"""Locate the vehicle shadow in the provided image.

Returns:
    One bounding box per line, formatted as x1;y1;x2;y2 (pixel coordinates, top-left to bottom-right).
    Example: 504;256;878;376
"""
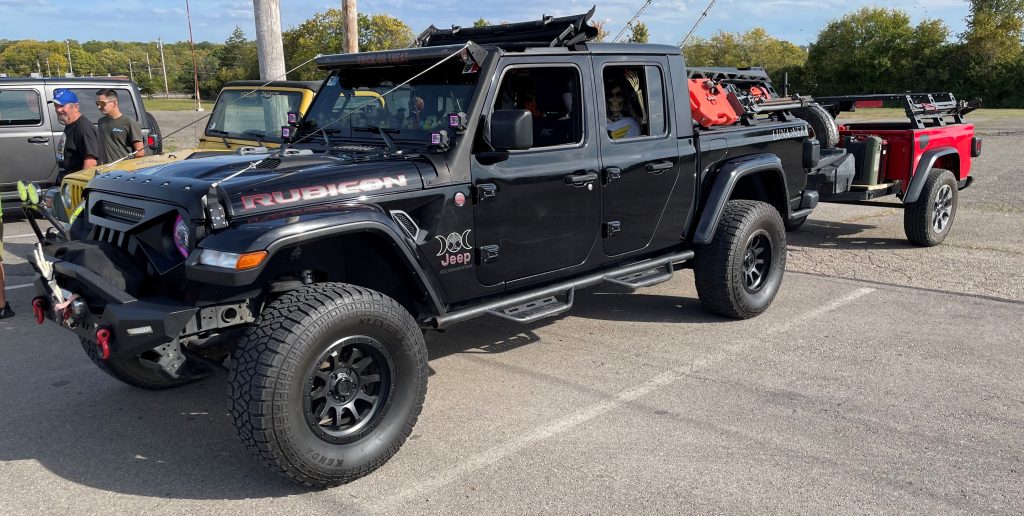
0;283;723;499
786;219;918;251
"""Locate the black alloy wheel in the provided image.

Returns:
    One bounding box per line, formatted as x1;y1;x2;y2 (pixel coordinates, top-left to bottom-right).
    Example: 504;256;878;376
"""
303;336;394;444
742;231;773;293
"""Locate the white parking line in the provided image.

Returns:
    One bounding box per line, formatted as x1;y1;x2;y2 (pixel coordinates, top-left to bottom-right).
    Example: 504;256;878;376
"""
7;283;35;290
768;287;876;335
380;369;685;511
3;233;38;240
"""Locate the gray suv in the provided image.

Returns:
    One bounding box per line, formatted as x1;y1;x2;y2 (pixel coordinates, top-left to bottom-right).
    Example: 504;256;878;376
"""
0;77;161;205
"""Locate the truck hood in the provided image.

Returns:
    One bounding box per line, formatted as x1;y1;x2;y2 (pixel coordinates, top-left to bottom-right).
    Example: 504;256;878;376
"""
86;152;427;219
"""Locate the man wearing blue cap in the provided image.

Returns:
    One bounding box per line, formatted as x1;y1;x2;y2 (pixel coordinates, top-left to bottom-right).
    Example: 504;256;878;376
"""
50;88;99;182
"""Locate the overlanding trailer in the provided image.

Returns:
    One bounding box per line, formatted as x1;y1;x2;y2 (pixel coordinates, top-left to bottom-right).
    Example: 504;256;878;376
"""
809;93;982;246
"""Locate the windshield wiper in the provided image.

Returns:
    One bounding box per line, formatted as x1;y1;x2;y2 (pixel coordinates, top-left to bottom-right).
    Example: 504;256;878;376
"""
354;126;401;155
207;128;231;149
242;129;265;146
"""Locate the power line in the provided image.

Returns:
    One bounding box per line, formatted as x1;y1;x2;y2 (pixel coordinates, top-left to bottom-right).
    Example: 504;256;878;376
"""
613;0;653;43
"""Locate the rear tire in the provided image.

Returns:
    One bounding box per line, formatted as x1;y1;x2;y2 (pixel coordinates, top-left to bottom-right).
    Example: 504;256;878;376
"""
793;103;839;148
230;283;428;487
145;112;163;155
904;168;957;246
695;200;787;319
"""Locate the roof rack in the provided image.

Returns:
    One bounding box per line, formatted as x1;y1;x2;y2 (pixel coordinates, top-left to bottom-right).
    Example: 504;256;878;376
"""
416;7;598;50
814;93;983;129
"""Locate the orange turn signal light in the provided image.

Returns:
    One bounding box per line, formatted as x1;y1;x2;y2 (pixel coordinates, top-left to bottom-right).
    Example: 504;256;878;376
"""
236;251;268;270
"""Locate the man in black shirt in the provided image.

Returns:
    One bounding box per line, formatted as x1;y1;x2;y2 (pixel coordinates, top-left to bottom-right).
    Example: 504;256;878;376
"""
50;88;99;182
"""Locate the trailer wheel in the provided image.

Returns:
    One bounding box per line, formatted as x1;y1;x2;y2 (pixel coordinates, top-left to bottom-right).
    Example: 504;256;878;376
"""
904;168;958;246
793;104;839;148
695;200;786;319
79;338;206;390
230;283;427;487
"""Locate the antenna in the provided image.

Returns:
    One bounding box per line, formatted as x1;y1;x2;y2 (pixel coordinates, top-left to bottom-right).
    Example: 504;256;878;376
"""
679;0;719;48
612;0;652;43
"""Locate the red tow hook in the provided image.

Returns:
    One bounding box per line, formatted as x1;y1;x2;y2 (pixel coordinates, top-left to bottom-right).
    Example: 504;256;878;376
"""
31;297;47;325
95;328;112;360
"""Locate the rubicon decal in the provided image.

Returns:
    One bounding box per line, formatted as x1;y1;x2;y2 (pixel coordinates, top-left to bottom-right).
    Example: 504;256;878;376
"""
240;175;409;210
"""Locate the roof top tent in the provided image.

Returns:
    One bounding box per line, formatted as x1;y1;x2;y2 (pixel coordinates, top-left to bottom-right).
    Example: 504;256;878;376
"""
416;7;599;49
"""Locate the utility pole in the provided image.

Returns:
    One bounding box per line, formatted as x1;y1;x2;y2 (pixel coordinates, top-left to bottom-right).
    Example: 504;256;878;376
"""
66;39;74;76
185;0;203;111
158;38;169;95
128;59;135;81
343;0;358;53
46;58;51;77
252;0;287;80
146;52;153;79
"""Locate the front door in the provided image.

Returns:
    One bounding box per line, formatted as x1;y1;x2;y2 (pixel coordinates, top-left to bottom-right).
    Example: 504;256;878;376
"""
594;57;685;256
0;86;58;184
471;58;600;286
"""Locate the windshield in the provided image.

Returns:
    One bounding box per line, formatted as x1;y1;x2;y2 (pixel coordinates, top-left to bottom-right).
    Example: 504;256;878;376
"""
205;89;305;143
301;60;479;143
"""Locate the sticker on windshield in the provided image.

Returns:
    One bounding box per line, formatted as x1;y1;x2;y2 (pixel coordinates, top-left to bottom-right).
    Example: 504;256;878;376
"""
327;76;339;87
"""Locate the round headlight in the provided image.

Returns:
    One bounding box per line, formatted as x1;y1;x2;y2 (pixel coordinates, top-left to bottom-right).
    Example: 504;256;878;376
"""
60;183;73;208
173;214;190;257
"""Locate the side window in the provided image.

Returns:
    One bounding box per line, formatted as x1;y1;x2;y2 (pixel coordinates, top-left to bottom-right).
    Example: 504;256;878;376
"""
0;89;43;126
494;66;583;148
603;65;667;140
71;88;138;122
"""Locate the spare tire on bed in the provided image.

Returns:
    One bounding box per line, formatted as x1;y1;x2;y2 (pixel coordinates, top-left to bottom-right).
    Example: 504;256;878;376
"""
793;103;839;148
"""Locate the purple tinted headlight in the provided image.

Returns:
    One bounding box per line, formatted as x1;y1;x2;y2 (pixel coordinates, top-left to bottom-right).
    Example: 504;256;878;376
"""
173;214;190;257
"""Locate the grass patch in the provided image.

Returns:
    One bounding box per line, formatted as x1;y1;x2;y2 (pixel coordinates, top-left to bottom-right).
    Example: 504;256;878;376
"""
142;98;214;111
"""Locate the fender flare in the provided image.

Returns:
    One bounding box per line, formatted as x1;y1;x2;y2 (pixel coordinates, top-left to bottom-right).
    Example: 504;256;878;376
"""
692;154;787;244
904;147;959;204
186;210;446;315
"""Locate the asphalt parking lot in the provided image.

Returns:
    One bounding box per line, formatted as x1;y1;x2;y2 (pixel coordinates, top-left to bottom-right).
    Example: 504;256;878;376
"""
0;114;1021;514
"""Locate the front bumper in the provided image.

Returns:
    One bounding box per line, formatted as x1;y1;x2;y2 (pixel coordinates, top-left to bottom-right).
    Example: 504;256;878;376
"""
32;255;197;359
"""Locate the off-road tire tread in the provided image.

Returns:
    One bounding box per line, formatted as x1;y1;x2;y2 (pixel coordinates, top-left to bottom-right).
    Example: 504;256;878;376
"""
145;112;163;155
229;283;427;488
694;200;786;319
904;168;957;247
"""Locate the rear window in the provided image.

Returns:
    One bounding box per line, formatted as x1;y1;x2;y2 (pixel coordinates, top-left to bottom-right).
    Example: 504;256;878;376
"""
205;89;305;143
0;89;43;126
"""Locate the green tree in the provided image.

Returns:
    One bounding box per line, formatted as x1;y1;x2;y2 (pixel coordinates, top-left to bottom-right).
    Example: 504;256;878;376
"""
627;22;649;43
359;13;415;51
283;8;345;80
592;19;610;42
473;18;490;28
804;8;932;94
682;28;806;77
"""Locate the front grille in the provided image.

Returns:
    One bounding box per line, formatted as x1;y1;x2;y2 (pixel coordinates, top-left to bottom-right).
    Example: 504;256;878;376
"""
94;226;128;248
96;201;144;223
69;183;84;208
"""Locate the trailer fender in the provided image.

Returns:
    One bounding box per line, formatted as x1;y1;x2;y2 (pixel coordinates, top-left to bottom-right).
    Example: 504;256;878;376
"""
693;154;787;244
904;147;959;204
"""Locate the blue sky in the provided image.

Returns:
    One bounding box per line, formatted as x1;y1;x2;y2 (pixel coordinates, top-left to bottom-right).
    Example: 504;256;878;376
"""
1;0;972;46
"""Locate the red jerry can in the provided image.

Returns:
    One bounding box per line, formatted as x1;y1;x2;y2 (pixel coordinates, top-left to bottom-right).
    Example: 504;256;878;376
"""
688;79;739;128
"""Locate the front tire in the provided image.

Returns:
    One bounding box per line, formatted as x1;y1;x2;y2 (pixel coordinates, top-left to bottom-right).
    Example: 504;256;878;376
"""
904;168;958;247
695;200;787;319
230;283;428;487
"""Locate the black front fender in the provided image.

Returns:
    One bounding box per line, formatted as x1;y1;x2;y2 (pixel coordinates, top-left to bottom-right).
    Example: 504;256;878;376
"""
692;154;787;244
185;208;446;314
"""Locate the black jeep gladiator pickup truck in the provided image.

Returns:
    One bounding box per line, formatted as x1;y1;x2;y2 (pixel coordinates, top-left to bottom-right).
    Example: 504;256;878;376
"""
24;12;820;486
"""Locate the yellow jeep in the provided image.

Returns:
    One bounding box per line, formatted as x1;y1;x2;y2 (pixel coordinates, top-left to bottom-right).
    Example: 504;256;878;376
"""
57;80;321;216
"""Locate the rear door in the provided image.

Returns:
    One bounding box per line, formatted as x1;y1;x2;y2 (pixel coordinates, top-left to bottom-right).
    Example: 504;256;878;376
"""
471;57;601;286
594;57;688;256
0;85;58;184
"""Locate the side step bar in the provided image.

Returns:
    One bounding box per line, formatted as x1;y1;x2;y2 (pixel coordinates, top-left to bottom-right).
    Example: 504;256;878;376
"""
431;250;694;328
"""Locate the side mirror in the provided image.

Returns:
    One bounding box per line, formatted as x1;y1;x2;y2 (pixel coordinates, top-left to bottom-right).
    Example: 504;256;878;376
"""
489;109;533;151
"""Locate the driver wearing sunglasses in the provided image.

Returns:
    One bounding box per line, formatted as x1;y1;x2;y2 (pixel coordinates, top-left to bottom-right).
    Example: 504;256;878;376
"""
96;88;145;163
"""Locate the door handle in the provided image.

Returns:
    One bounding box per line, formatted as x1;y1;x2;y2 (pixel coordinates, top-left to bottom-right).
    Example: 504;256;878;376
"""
646;161;673;174
564;171;599;185
28;136;50;144
604;167;622;184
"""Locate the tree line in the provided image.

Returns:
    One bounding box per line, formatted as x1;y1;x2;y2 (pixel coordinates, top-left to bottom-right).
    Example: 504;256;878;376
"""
2;2;1021;106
